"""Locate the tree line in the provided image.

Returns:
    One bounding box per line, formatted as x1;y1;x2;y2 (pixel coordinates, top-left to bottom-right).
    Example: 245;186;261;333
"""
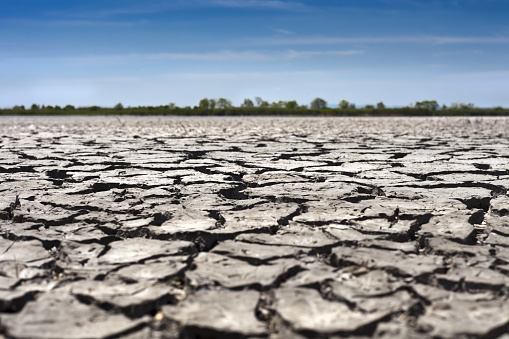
4;98;492;111
196;97;376;110
2;98;507;116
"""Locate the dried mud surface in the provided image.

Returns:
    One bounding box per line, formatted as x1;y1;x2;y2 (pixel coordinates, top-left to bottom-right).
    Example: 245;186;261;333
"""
1;116;509;339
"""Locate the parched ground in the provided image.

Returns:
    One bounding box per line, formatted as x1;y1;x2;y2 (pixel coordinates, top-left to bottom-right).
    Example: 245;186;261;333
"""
1;116;509;339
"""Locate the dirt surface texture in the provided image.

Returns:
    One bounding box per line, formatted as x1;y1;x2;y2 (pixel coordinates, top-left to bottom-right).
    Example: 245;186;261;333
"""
1;116;509;339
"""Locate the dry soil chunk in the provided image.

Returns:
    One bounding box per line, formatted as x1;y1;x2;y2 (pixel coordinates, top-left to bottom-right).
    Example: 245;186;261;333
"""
486;216;509;236
423;237;493;257
274;287;389;334
418;299;509;338
236;226;338;250
211;239;306;263
186;252;300;290
436;266;509;291
419;212;476;243
149;207;218;236
162;289;267;338
490;195;509;216
331;246;445;277
1;291;147;339
59;240;105;265
99;238;195;265
328;270;404;302
0;239;51;265
70;280;180;317
113;257;189;283
282;259;344;288
221;202;301;229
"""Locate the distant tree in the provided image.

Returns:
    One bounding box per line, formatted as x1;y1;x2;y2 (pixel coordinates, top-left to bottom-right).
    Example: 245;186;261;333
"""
209;99;216;110
442;104;447;110
415;100;439;110
376;102;386;109
349;103;356;109
338;99;350;109
270;101;286;108
365;104;375;109
451;102;476;109
46;105;54;110
64;105;75;111
285;100;298;109
168;102;176;109
217;98;232;109
241;98;254;107
199;98;210;109
54;105;61;110
253;97;268;108
495;106;503;110
31;104;39;110
311;98;327;109
89;106;100;111
13;105;25;110
114;103;124;110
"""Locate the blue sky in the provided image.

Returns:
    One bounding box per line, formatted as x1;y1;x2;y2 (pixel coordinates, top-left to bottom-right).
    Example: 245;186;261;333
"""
1;0;509;108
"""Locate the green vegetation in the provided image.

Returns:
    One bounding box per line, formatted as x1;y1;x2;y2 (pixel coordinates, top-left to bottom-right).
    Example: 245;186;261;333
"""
310;98;327;109
415;100;439;110
2;99;509;116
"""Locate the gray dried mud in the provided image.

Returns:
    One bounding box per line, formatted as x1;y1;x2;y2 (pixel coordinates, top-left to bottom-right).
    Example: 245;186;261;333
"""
1;116;509;338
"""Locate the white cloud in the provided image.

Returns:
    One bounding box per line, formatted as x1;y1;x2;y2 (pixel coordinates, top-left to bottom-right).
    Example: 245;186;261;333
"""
46;2;180;19
148;49;363;61
446;70;509;78
49;20;144;27
145;50;271;61
44;0;308;19
286;49;364;58
244;35;509;46
212;0;307;10
275;29;294;35
165;70;327;80
1;18;145;27
55;49;364;65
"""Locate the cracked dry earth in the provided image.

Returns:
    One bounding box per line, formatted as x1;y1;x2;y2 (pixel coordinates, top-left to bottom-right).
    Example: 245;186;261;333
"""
1;116;509;339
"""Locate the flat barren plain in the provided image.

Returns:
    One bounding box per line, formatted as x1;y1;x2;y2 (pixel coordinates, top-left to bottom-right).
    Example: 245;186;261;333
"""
1;116;509;339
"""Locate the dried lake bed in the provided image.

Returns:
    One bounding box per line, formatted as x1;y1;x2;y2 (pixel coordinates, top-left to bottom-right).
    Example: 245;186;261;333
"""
1;116;509;338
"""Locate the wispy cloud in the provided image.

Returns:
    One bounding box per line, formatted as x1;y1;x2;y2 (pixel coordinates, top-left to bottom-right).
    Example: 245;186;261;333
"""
244;35;509;46
165;70;327;80
46;2;180;19
275;28;294;35
45;0;307;19
148;49;363;61
211;0;308;10
287;49;364;58
146;50;271;61
446;70;509;79
59;49;364;64
1;18;144;27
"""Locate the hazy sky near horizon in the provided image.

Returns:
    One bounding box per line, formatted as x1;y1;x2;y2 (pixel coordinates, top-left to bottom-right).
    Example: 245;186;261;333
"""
1;0;509;108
